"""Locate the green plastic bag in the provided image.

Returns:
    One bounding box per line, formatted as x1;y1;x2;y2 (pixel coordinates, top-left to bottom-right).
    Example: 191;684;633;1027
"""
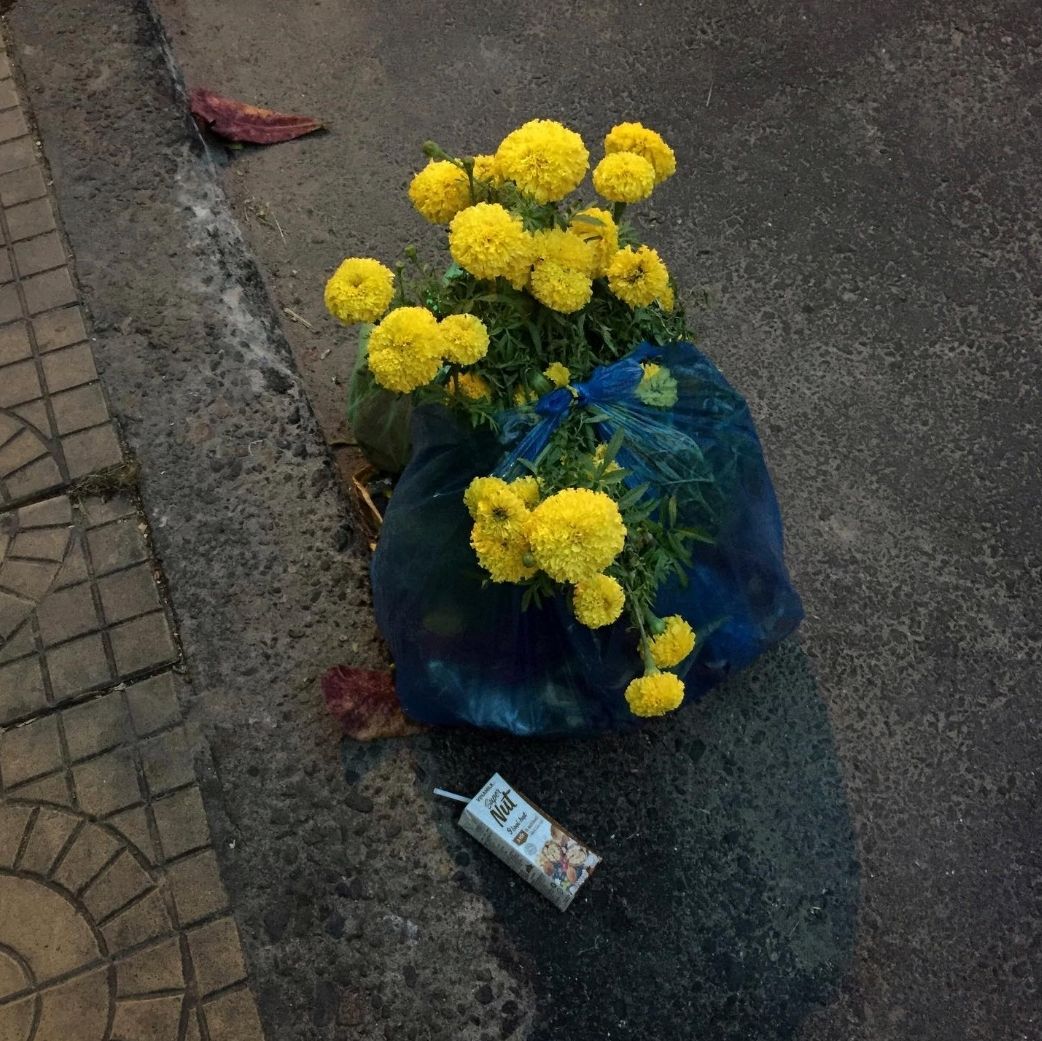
346;328;413;474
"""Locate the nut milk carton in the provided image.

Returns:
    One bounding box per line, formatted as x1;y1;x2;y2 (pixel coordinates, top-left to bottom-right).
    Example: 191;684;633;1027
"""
458;773;601;911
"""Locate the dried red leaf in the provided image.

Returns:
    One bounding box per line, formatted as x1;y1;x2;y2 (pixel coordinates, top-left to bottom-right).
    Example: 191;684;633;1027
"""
322;665;425;741
189;87;323;145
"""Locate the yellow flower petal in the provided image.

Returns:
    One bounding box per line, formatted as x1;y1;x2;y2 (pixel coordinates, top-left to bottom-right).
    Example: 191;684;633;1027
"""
572;574;625;628
525;488;626;583
324;257;395;324
408;160;472;224
592;152;655;203
648;616;696;668
495;119;589;203
624;672;685;717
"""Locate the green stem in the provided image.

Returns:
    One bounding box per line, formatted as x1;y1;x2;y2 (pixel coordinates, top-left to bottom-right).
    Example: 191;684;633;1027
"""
461;156;477;203
626;589;656;674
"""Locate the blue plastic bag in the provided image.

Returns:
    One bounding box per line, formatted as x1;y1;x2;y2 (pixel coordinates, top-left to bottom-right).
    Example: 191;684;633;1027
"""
371;342;803;735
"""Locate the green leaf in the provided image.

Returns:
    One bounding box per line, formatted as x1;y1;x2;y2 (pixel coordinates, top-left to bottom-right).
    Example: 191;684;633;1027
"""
617;483;650;511
604;427;625;461
570;212;606;228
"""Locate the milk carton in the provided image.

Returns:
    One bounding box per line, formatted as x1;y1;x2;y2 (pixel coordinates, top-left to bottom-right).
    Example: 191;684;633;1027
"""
455;774;601;911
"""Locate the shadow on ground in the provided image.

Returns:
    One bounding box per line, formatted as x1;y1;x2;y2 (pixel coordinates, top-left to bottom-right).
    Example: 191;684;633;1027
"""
344;641;859;1041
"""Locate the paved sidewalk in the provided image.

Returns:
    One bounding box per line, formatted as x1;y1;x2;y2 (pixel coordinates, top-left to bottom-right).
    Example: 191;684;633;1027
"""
0;30;265;1041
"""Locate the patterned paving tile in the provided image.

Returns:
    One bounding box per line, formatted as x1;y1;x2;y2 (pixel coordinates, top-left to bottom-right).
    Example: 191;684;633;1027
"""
0;676;262;1041
0;493;178;725
0;318;124;508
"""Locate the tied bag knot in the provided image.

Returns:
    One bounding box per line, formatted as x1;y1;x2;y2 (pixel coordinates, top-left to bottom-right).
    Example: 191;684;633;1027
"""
494;344;659;479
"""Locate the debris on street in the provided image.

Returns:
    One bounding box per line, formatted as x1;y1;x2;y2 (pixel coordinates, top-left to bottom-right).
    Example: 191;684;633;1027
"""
189;87;323;144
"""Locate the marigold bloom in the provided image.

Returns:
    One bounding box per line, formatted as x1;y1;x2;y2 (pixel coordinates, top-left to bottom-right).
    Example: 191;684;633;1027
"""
525;488;626;583
449;203;530;281
572;573;625;628
544;362;571;388
604;122;676;184
531;228;596;278
464;476;510;519
648;615;696;668
465;477;536;582
495;119;589;203
324;257;395;324
625;671;685;716
439;313;490;365
606;245;670;308
592;152;656;203
464;477;529;531
529;261;592;313
408;160;472;224
471;520;538;583
450;372;491;400
471;154;502;185
503;234;536;290
367;306;442;393
568;207;619;278
510;475;541;508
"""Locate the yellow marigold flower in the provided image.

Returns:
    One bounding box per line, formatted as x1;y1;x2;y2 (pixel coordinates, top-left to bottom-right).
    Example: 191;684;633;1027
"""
531;228;595;278
640;362;661;381
510;475;541;508
592;152;656;203
471;154;501;185
568;207;618;278
625;672;685;717
495;119;589;203
471;519;537;583
511;475;541;508
525;488;626;583
464;476;509;519
503;232;536;290
544;362;571;388
513;385;537;406
604;122;677;184
408;160;472;224
606;245;670;308
449;203;530;281
324;257;395;325
529;261;592;313
658;283;675;311
648;615;696;668
572;574;625;628
439;313;490;365
449;372;491;400
465;478;536;582
465;478;529;531
367;306;442;393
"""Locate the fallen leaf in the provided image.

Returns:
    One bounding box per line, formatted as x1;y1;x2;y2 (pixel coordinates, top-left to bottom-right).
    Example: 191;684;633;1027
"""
322;665;426;741
190;87;323;144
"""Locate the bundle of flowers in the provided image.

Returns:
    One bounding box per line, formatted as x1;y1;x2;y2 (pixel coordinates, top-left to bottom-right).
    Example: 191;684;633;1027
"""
325;119;802;735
